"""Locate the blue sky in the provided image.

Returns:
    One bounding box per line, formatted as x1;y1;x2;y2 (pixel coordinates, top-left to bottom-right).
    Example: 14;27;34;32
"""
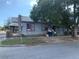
0;0;37;26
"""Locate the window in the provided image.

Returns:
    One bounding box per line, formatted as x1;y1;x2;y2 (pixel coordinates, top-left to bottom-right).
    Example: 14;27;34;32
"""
27;24;31;29
26;23;35;31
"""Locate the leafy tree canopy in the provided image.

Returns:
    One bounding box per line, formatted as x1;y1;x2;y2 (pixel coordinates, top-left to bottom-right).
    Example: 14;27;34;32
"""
30;0;79;28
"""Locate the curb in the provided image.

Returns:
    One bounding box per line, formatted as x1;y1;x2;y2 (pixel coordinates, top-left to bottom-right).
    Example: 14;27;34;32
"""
0;44;26;47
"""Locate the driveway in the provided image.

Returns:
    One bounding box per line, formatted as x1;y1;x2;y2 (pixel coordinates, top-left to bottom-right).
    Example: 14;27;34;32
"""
0;43;79;59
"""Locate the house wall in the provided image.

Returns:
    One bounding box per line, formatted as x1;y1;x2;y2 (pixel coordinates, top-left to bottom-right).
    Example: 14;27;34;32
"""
21;22;45;36
56;27;65;36
21;22;65;36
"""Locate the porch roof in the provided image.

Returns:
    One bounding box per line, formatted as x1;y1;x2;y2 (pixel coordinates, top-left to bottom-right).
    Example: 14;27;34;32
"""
9;23;19;26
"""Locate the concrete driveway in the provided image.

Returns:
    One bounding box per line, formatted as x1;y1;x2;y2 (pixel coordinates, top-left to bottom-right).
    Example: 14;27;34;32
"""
0;43;79;59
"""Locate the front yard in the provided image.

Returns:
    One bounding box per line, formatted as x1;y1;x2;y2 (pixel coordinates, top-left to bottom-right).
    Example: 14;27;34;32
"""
1;36;79;46
1;37;46;45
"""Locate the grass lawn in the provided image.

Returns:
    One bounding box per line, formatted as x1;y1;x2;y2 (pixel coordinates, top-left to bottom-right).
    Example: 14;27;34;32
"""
1;38;46;45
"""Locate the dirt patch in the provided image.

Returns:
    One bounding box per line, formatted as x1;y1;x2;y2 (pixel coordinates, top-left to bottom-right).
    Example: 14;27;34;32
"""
36;36;79;44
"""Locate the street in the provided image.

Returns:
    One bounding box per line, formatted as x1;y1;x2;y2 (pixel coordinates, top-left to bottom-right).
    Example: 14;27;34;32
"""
0;43;79;59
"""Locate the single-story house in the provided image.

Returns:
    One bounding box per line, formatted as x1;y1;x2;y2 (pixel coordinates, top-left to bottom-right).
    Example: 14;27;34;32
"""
8;15;46;36
8;15;69;37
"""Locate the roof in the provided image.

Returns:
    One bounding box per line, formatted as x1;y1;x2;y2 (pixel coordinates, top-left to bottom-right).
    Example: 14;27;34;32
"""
9;23;19;26
8;16;34;26
9;16;34;23
21;16;33;22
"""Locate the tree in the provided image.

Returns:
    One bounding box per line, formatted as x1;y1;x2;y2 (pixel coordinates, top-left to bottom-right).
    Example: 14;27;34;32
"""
30;0;79;37
65;0;79;37
31;0;68;26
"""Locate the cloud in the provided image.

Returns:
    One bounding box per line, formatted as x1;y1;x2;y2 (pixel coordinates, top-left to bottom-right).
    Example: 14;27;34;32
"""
6;1;11;5
30;0;37;7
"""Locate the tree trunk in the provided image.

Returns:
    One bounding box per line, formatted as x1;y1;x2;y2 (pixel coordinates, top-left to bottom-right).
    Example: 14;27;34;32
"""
72;1;77;38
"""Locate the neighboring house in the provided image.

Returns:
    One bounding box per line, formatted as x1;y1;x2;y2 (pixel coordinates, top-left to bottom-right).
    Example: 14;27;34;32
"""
8;15;45;36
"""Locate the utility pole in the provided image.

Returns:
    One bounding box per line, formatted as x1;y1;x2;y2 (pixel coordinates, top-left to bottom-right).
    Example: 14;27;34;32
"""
18;15;22;41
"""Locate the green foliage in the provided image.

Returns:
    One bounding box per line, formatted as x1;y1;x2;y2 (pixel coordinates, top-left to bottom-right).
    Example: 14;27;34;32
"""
30;0;79;28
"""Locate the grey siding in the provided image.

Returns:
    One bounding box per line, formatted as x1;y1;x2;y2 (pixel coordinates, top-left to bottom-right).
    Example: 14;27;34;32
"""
56;28;65;36
21;23;45;36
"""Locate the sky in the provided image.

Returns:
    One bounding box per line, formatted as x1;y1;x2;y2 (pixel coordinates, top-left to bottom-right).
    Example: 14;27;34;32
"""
0;0;37;26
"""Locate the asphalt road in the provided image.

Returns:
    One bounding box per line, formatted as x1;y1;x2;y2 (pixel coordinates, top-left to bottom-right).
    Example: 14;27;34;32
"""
0;43;79;59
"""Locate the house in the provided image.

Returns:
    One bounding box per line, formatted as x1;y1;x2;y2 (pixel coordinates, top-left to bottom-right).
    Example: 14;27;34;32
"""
8;15;45;36
8;15;68;37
